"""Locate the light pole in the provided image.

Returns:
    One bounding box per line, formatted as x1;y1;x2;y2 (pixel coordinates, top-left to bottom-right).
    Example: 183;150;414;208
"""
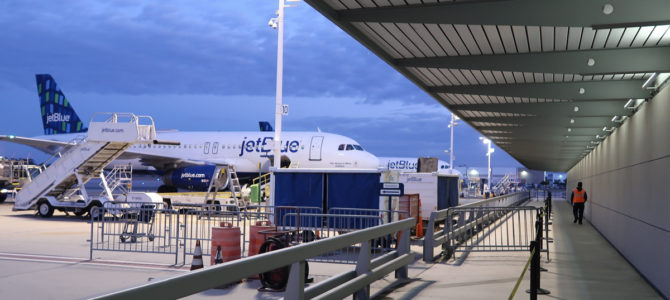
480;137;494;192
269;0;300;170
448;113;459;170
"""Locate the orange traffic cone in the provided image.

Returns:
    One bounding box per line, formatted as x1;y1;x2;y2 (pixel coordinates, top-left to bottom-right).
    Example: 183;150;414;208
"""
190;240;204;271
416;216;424;238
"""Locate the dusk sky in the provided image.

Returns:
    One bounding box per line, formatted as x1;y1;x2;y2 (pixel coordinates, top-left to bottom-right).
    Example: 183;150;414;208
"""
0;0;522;169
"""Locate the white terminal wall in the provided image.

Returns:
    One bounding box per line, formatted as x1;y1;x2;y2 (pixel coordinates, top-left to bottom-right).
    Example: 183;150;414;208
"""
567;83;670;297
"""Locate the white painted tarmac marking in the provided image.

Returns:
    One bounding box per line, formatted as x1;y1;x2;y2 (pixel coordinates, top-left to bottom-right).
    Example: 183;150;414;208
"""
0;252;189;272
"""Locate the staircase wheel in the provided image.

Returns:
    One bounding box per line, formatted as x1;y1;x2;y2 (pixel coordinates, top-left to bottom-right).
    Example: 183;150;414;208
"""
88;203;103;220
74;208;87;217
37;201;54;218
258;237;289;290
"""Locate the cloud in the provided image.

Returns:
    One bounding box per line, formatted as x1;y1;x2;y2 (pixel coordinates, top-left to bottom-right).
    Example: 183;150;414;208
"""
0;1;522;169
0;1;433;105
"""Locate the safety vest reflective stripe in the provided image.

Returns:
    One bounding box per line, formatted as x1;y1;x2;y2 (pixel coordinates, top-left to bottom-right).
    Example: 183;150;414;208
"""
573;188;586;203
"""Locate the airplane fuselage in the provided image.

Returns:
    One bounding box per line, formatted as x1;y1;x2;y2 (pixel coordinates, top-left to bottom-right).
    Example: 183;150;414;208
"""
35;131;379;173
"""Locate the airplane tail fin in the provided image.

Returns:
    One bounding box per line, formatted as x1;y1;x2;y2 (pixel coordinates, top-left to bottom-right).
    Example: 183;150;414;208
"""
36;74;87;135
259;121;274;132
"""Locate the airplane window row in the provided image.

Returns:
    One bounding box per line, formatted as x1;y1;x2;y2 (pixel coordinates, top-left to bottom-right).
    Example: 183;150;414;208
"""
132;144;242;149
337;144;364;151
131;143;306;151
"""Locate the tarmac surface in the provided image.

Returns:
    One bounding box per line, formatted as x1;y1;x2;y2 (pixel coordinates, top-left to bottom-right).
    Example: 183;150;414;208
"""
0;196;662;299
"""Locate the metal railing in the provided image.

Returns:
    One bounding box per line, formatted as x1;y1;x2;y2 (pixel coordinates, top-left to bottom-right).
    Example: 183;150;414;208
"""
423;191;532;262
91;203;180;263
445;206;540;256
90;218;415;300
530;189;566;201
90;203;408;265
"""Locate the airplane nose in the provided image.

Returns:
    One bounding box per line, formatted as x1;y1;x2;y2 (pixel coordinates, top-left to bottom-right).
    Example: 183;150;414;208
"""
360;152;380;169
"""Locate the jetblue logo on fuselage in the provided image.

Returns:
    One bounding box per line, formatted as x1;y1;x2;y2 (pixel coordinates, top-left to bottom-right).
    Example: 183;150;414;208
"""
102;128;124;133
387;160;417;170
239;136;299;157
46;113;71;124
181;172;205;179
406;176;423;182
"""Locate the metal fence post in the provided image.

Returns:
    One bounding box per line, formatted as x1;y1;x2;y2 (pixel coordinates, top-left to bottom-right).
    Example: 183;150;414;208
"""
544;207;552;262
445;210;454;260
175;209;180;265
90;209;95;260
355;240;371;300
527;240;539;300
526;239;550;297
423;213;435;262
100;208;105;244
182;212;187;265
285;261;306;300
396;228;409;279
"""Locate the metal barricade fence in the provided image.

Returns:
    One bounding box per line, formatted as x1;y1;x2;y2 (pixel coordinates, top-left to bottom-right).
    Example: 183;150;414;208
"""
90;203;404;265
423;191;533;262
90;202;180;264
280;212;392;263
179;204;246;263
447;206;540;254
180;205;322;262
530;189;566;201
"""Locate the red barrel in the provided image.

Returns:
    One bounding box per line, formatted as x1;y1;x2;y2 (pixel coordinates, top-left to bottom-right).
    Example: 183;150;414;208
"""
211;222;241;265
248;220;276;256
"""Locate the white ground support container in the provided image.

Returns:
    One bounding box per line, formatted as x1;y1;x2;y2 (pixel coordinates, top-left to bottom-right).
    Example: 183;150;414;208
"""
398;171;461;218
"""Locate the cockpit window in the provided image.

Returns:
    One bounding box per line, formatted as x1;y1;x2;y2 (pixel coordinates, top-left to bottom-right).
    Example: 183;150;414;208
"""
338;144;345;151
353;145;363;151
346;144;354;151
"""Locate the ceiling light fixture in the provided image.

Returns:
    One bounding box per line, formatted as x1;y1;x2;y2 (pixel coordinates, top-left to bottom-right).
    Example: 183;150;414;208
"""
573;106;579;112
570;118;575;123
567;128;572;132
587;58;596;66
602;3;614;15
603;126;614;132
579;88;586;94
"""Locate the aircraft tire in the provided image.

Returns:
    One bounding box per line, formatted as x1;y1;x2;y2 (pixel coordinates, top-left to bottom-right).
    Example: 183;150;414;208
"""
0;193;7;203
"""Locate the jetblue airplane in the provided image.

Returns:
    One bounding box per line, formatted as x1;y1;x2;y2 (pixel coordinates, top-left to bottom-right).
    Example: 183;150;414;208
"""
0;74;379;191
378;157;451;173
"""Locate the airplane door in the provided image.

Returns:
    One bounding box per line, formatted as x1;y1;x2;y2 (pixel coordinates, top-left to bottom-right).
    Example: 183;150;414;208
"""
309;136;324;161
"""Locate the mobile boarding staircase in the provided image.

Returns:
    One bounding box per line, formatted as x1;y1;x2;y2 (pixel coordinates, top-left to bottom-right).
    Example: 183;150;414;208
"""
204;165;247;209
492;173;512;195
13;113;158;217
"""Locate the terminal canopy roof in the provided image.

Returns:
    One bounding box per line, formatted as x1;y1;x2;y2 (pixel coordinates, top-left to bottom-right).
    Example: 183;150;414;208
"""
306;0;670;171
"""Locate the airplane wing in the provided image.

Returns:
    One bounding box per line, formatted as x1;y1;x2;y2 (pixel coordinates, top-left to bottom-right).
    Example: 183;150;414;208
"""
121;151;256;171
1;134;258;171
0;135;70;154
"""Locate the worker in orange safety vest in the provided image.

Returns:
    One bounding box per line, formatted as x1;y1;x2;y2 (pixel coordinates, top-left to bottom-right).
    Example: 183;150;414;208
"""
570;182;588;224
